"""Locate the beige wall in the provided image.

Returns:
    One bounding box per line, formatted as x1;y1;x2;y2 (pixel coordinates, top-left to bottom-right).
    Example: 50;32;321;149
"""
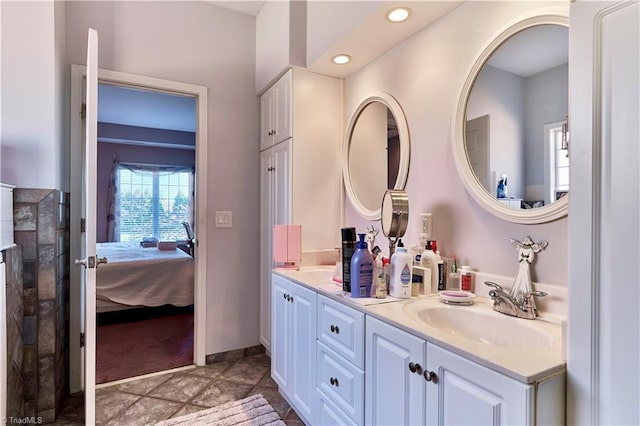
65;1;260;355
344;1;568;288
1;0;67;190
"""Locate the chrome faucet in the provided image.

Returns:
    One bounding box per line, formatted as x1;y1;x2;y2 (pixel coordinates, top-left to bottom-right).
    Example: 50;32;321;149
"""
484;281;547;320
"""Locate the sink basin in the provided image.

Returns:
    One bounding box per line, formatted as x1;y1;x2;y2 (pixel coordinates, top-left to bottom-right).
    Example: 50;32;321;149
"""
403;304;557;349
287;266;335;283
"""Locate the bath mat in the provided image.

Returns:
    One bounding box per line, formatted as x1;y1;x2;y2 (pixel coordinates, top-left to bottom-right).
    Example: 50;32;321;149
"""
156;394;285;426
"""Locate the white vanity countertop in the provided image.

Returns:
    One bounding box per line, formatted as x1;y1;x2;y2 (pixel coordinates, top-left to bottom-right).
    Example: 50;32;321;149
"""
273;265;566;384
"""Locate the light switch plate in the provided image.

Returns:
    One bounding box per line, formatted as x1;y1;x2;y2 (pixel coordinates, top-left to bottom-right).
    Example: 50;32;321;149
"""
215;211;232;228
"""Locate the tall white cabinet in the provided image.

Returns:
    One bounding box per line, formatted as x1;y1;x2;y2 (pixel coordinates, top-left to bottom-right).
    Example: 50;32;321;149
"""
259;69;343;352
271;274;317;424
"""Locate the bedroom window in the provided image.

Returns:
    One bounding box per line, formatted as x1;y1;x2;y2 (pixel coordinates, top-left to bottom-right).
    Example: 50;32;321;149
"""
549;126;570;201
117;165;193;242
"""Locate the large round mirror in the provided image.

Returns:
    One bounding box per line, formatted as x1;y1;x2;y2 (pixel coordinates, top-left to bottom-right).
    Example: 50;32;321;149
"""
343;93;410;220
453;13;569;224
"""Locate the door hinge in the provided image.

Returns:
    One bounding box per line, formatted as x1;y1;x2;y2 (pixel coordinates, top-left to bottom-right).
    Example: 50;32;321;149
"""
80;103;86;120
80;332;85;347
80;218;86;233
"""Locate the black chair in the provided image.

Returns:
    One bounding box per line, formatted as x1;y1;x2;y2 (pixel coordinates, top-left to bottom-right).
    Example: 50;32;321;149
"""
181;221;194;256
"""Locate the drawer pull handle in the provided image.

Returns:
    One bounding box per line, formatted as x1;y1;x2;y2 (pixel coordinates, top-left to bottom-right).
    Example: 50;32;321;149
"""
423;370;437;383
408;362;423;374
329;377;339;386
330;325;340;334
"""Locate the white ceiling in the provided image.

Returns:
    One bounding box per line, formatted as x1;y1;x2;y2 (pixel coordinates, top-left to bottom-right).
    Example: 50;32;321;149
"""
305;1;463;78
98;84;196;132
487;25;568;77
96;6;569;147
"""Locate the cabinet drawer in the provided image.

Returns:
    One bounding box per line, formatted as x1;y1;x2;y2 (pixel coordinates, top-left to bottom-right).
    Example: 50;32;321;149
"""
317;295;365;368
316;341;364;424
316;388;358;426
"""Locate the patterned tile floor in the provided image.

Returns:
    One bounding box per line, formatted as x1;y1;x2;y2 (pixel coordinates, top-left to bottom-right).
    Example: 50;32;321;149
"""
54;353;303;425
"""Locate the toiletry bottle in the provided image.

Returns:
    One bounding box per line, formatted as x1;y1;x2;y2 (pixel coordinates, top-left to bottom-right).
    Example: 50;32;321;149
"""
448;254;460;290
350;234;373;298
460;265;474;292
412;233;428;265
383;258;390;294
390;240;412;299
436;250;446;291
341;227;357;293
373;257;386;299
420;240;439;293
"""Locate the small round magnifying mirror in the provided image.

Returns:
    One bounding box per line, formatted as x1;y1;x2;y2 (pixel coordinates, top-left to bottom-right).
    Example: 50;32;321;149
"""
381;189;409;256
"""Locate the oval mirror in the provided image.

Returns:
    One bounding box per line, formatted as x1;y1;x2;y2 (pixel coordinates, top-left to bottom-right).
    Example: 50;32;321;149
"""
343;93;410;220
453;13;569;224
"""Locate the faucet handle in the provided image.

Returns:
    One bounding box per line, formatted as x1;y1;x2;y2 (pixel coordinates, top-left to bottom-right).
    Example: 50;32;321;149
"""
484;281;503;292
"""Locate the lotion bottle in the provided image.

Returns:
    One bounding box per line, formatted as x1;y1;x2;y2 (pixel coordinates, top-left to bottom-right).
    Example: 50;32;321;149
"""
390;240;412;299
350;234;373;298
420;240;439;293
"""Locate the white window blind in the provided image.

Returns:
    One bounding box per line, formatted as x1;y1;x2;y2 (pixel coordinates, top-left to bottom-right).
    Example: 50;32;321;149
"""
118;166;193;241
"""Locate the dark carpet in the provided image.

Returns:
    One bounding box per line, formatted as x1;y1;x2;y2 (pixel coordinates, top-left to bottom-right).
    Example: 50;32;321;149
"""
96;305;194;384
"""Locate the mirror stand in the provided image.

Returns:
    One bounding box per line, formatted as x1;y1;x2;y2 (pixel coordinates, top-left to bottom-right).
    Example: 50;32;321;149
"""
381;190;409;257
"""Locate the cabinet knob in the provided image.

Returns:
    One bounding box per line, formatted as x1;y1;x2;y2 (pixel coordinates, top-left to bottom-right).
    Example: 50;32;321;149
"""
330;325;340;334
283;293;288;300
423;370;437;383
329;377;339;386
290;296;294;303
408;362;423;374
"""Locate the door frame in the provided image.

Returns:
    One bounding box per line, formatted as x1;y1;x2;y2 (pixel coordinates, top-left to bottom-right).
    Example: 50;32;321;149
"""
69;65;208;393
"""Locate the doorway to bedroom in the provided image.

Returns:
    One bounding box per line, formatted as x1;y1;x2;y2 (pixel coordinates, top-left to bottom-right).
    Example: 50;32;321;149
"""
94;83;197;384
69;65;208;394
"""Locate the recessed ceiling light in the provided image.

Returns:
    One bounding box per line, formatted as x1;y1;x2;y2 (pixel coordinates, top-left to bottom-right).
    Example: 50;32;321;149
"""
386;7;411;23
332;54;351;65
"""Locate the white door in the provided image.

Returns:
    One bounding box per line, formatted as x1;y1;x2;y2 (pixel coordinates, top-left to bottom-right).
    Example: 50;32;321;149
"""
259;150;273;350
76;28;99;426
273;140;291;226
365;316;426;426
465;115;490;190
270;274;290;390
289;283;316;422
426;343;530;426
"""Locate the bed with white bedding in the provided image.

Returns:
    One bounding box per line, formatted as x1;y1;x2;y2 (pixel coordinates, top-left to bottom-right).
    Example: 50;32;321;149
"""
96;241;194;313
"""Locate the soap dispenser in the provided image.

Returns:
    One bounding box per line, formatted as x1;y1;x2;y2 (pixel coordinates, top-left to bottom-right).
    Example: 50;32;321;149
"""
350;233;373;298
390;240;412;299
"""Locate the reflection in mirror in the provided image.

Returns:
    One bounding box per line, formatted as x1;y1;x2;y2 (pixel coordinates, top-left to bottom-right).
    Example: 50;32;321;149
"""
465;24;569;209
348;102;396;211
344;93;409;220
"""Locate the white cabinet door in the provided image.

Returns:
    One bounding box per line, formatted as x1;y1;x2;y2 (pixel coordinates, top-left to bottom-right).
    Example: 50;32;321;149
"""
260;70;292;151
259;151;274;351
260;141;290;351
289;282;317;423
260;86;274;151
366;316;426;426
271;274;290;390
271;274;316;425
426;342;532;426
273;70;292;144
272;139;291;226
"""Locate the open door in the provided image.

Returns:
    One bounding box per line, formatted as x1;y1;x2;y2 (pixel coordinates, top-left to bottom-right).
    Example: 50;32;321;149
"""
465;115;490;190
73;28;100;425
